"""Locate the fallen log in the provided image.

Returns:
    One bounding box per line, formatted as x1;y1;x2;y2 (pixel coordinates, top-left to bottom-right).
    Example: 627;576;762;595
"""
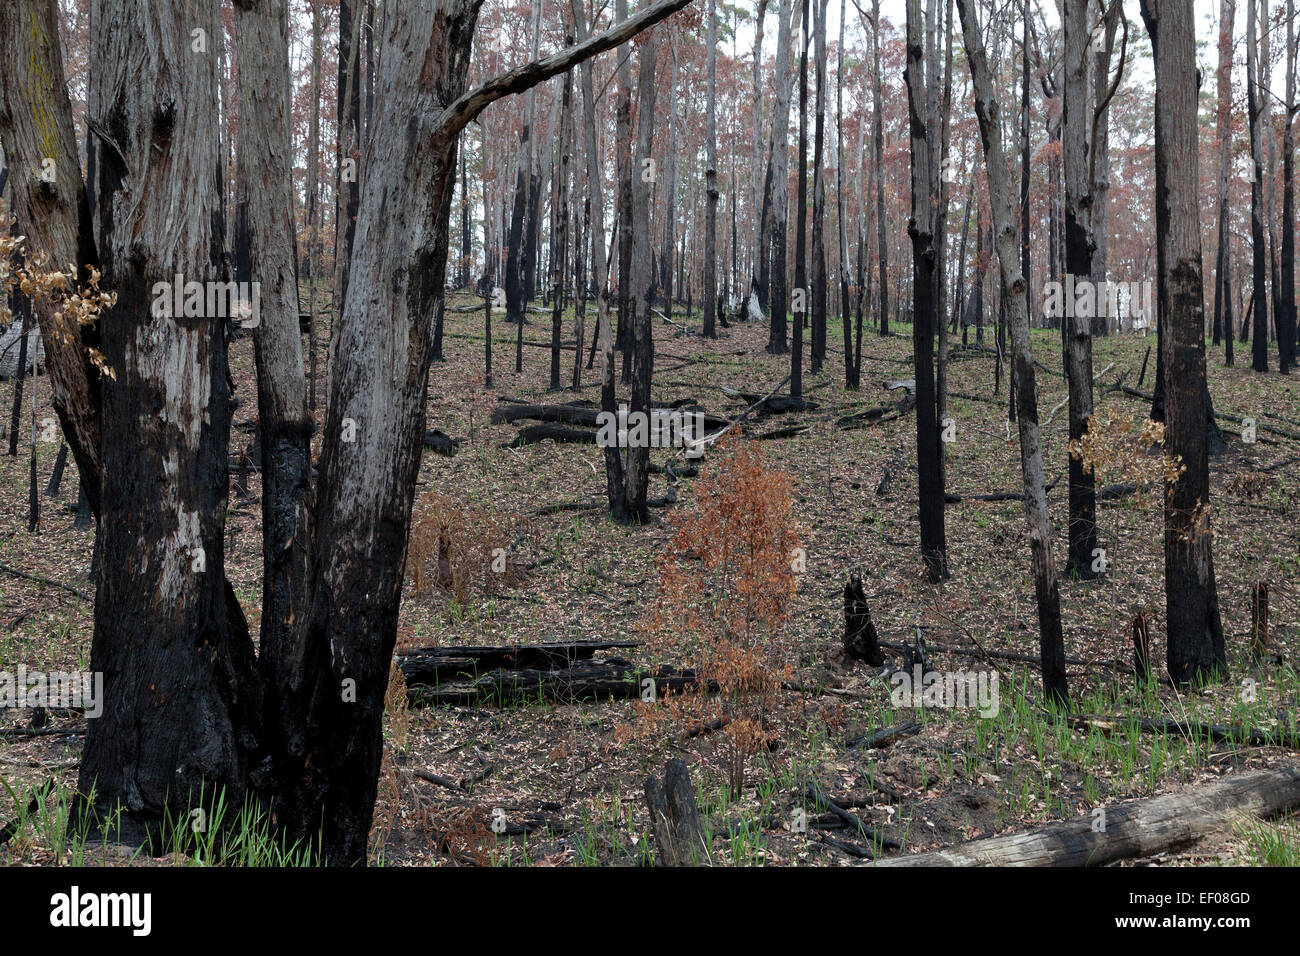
719;387;820;416
845;720;922;751
836;394;917;430
423;429;461;456
755;424;812;440
492;401;731;432
406;661;703;707
396;640;640;685
1062;714;1300;750
504;424;596;447
877;766;1300;866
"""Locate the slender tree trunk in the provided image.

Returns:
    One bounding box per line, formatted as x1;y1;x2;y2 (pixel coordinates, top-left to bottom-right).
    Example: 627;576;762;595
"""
768;0;795;355
550;45;574;391
335;0;362;306
306;0;322;408
1212;0;1235;355
1091;0;1121;336
906;0;948;582
1248;0;1270;372
957;0;1068;706
811;0;830;374
616;0;635;379
793;0;809;394
752;0;771;312
235;0;315;786
1281;0;1297;372
624;30;660;523
873;0;890;337
1063;0;1099;578
704;0;719;339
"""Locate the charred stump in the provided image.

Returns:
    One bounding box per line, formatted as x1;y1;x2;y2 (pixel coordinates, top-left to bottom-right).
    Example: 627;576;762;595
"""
644;758;710;866
842;574;884;665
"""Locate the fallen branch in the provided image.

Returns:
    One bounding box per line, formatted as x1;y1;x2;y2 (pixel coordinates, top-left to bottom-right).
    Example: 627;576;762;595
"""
877;766;1300;866
406;661;705;707
0;563;92;602
846;721;922;751
1062;714;1300;750
397;640;640;685
803;781;900;853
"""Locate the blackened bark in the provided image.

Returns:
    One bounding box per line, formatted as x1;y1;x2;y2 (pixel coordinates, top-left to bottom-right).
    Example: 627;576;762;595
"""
81;1;261;845
906;0;948;582
1141;0;1229;686
623;31;660;524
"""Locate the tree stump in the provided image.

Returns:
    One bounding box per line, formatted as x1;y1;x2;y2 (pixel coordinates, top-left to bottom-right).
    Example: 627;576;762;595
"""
644;758;710;866
843;574;884;665
1250;583;1269;663
1132;611;1151;684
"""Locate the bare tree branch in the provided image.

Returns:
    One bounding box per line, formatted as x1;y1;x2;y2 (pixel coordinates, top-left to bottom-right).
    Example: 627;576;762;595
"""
434;0;696;141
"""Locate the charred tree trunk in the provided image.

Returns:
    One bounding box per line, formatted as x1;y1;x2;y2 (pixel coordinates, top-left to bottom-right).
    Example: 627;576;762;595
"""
704;0;719;340
1141;0;1229;686
624;31;660;523
1248;0;1270;372
957;0;1069;707
80;0;260;848
235;0;315;782
872;0;890;337
1062;0;1099;579
906;0;948;582
1212;0;1235;354
768;0;795;355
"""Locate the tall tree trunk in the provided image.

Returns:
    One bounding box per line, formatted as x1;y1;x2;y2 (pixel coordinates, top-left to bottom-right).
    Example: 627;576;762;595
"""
768;0;795;355
793;0;809;395
1140;0;1229;685
80;0;260;848
752;0;771;312
837;0;855;387
235;0;315;790
306;0;323;409
1090;0;1121;337
704;0;719;339
661;39;680;313
335;0;362;306
957;0;1068;706
906;0;948;582
811;0;830;374
1212;0;1235;355
550;47;574;392
570;0;624;517
1248;0;1270;372
1063;0;1099;579
624;30;660;523
1281;0;1297;372
617;0;635;378
872;0;890;337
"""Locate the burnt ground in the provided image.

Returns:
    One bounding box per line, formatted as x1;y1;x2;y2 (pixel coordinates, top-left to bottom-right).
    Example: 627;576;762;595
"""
2;290;1298;866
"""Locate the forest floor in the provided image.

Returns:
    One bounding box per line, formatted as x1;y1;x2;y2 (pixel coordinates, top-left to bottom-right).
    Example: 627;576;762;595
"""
2;290;1299;866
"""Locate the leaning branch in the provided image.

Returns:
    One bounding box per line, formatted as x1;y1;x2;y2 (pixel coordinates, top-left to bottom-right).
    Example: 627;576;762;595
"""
434;0;696;141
